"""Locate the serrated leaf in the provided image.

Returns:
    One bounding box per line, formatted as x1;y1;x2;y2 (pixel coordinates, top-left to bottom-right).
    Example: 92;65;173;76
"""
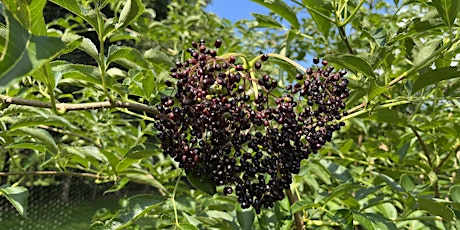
0;10;66;86
432;0;460;29
324;54;374;78
11;127;57;153
418;197;455;221
412;67;460;93
10;115;76;130
303;0;333;38
186;173;216;195
52;63;101;85
64;146;107;162
107;45;149;69
6;142;47;153
49;0;98;30
116;0;144;30
236;205;255;230
0;185;29;217
252;13;283;29
250;0;300;29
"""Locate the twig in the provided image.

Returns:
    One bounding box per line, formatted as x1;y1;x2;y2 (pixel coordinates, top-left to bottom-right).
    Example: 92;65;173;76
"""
38;125;102;147
0;94;159;115
286;188;305;230
0;170;110;180
411;127;440;198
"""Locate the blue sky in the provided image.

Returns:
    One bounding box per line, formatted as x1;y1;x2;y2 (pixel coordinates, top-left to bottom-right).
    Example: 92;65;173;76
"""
205;1;270;22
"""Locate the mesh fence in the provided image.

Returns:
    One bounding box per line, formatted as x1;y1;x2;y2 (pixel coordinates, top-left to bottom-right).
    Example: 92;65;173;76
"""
0;176;144;229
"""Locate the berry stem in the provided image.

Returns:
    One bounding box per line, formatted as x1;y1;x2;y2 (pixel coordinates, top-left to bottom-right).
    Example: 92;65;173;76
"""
264;53;307;73
172;171;182;226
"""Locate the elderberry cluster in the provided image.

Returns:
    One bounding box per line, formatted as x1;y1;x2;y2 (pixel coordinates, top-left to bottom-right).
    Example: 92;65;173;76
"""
154;39;349;213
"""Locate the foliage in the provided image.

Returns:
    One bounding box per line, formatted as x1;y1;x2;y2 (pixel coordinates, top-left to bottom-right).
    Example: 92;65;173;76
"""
0;0;460;229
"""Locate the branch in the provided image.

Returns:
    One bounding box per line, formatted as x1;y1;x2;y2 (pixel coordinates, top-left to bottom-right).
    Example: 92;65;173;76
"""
0;170;110;180
286;188;305;230
411;127;440;198
0;94;159;115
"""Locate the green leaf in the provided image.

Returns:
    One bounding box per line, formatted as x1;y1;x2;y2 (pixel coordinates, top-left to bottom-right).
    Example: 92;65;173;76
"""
176;223;199;230
186;173;216;195
116;194;165;229
400;174;416;192
250;0;300;29
375;172;404;193
144;47;174;67
413;39;441;67
0;185;29;217
324;54;374;78
353;212;375;230
123;171;167;193
352;211;397;230
431;0;460;29
418;197;455;221
252;13;284;29
365;109;408;127
291;199;318;213
11;127;58;153
303;0;333;38
52;63;102;85
319;159;354;183
412;67;460;93
10;115;77;130
64;146;108;162
116;0;145;30
77;37;99;63
397;142;411;163
107;45;149;69
0;10;66;86
236;205;255;230
331;209;353;229
49;0;98;30
450;185;460;203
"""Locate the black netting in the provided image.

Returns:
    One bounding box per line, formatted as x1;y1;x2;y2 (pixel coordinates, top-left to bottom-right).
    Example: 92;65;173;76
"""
0;176;142;229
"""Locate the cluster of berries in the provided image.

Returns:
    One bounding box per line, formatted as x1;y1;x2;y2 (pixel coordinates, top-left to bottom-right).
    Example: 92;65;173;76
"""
155;39;349;213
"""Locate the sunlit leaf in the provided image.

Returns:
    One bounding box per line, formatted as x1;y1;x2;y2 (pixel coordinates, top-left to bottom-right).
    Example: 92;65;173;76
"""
250;0;300;29
252;13;283;29
0;10;66;86
431;0;460;29
412;67;460;93
0;185;29;217
324;54;374;78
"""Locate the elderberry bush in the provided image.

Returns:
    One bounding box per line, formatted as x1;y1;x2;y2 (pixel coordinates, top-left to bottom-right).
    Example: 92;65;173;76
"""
155;39;349;213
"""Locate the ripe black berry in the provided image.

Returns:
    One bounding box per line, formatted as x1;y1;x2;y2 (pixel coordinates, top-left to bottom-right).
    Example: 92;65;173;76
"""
154;40;350;213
